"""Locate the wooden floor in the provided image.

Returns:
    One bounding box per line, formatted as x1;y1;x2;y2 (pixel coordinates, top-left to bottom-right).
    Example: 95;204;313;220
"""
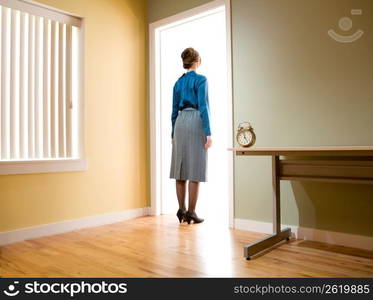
1;215;372;277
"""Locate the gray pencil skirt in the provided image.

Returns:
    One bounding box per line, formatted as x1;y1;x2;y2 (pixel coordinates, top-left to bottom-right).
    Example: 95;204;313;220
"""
169;107;208;182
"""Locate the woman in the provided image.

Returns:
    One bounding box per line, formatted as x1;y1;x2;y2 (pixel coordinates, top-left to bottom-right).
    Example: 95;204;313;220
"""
169;47;212;225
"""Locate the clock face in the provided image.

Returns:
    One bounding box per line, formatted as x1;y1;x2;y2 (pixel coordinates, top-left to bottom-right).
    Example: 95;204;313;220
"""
238;130;253;146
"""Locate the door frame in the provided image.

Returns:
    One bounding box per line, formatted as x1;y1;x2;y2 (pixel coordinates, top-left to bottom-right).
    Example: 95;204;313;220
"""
149;0;235;228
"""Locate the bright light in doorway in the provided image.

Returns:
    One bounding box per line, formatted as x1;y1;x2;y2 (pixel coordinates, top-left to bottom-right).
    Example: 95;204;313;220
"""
158;7;230;227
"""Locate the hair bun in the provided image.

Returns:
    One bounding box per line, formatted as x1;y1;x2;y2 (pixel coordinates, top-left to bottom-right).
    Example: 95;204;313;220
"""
181;47;200;69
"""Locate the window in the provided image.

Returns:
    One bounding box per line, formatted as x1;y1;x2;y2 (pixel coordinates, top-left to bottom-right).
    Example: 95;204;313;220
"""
0;0;86;174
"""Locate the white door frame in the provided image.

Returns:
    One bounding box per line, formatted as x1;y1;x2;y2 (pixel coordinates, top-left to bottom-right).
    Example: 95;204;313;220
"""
149;0;235;228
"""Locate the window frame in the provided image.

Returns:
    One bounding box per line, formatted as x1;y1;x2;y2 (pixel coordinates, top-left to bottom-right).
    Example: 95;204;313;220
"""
0;0;86;175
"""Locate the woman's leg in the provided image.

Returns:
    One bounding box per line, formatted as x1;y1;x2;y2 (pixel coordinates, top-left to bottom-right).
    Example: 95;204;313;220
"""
176;180;186;210
188;180;200;213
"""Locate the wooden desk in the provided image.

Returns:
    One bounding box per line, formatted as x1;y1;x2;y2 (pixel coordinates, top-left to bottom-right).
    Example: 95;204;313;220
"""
228;146;373;259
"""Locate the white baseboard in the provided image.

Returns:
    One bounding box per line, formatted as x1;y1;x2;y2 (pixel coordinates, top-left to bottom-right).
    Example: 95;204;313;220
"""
234;218;373;251
0;207;151;246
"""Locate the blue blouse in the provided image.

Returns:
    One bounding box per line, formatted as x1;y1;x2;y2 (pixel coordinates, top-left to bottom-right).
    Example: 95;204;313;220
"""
171;70;211;138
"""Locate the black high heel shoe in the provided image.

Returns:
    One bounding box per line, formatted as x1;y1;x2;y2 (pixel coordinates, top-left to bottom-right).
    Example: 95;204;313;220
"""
185;211;204;224
176;208;187;223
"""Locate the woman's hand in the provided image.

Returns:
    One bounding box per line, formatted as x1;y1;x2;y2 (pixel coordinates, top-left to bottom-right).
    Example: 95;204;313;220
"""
204;136;212;149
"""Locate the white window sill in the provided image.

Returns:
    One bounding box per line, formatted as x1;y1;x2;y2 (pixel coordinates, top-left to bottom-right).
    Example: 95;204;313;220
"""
0;158;88;175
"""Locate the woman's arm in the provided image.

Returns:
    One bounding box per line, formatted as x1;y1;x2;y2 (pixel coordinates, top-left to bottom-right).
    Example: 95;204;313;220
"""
197;77;211;137
171;83;179;139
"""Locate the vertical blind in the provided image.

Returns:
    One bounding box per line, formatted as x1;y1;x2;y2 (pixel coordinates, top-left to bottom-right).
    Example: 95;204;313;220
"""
0;1;81;161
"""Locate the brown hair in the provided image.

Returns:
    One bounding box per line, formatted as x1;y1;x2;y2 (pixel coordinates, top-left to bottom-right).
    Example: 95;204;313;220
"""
181;47;200;69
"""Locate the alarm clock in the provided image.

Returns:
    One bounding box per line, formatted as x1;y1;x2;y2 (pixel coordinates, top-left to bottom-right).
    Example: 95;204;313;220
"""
236;122;256;147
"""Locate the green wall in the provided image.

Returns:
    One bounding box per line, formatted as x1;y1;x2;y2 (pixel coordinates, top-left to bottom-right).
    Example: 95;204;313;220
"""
148;0;212;22
148;0;373;237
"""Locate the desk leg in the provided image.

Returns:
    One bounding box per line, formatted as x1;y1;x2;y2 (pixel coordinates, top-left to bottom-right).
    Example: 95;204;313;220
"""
244;155;291;259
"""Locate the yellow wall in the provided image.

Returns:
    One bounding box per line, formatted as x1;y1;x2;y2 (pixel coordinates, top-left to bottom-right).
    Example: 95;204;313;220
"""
0;0;149;232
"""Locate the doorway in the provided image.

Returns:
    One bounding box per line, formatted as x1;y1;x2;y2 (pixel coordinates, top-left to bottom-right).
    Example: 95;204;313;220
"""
149;0;234;227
